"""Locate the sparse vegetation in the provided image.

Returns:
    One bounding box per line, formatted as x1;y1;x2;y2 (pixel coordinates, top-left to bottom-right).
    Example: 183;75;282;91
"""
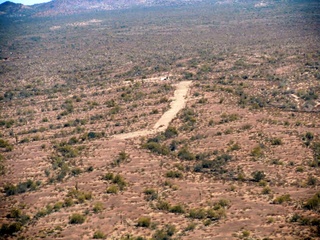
1;0;319;238
273;194;291;204
137;217;151;228
93;230;106;239
69;213;86;224
3;179;40;196
303;192;320;211
165;171;183;179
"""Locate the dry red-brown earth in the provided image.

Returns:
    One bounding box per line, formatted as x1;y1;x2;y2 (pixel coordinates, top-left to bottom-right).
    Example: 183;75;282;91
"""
0;1;319;239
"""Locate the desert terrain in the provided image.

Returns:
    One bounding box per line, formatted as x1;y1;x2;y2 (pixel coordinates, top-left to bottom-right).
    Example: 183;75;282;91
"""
0;0;320;239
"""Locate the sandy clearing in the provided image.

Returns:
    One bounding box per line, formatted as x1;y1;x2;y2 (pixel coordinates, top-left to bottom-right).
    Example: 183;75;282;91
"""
114;81;192;140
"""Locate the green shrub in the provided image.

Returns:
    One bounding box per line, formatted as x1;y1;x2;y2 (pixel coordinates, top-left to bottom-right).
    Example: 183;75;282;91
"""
69;213;85;224
56;144;79;158
270;138;282;145
113;151;129;166
112;174;127;190
273;194;291;204
229;143;241;151
219;113;239;124
103;172;114;181
87;131;105;139
216;199;230;208
0;154;4;175
71;167;82;176
67;188;92;203
137;217;151;228
251;145;264;157
195;154;232;174
0;222;22;236
184;222;196;231
93;202;104;213
0;138;13;151
106;185;119;194
164;126;178;139
180;108;197;125
152;224;176;239
170;204;185;214
35;208;48;219
143;141;169;155
144;188;158;201
295;165;304;172
189;208;207;219
262;186;271;195
93;230;106;239
206;208;226;220
53;202;64;211
177;147;195;161
156;200;171;211
86;166;94;172
3;179;39;196
7;208;30;225
303;192;320;211
307;175;317;186
242;230;250;238
251;171;266;182
165;171;183;179
311;142;320;167
64;197;74;207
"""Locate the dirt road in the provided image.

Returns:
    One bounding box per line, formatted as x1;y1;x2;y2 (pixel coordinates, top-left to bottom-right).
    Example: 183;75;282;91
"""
114;81;192;140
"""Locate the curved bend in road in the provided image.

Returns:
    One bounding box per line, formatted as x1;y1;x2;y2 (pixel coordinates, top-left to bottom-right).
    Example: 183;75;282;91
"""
114;81;192;140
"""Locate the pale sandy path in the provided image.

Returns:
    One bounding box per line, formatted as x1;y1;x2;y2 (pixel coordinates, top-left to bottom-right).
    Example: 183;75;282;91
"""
114;81;192;140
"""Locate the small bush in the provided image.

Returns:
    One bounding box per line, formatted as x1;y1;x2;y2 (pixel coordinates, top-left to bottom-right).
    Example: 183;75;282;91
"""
242;230;250;238
307;175;317;186
164;126;178;139
103;172;114;181
0;138;13;152
69;213;85;224
144;188;158;201
67;188;92;203
165;171;183;179
0;154;4;175
153;224;176;239
170;204;185;214
270;138;282;146
112;174;127;190
64;197;74;207
184;222;196;231
303;192;320;211
113;151;129;166
0;222;22;236
311;142;320;167
3;179;39;196
53;202;64;211
273;194;291;204
156;200;171;211
251;171;266;182
93;202;104;213
219;113;239;124
106;185;119;194
143;141;169;155
137;217;151;228
189;208;207;219
251;145;263;157
93;230;106;239
207;208;226;220
177;147;195;161
262;186;271;195
71;167;82;176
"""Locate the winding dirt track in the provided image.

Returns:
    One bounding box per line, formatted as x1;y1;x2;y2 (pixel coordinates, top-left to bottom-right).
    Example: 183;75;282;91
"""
114;81;192;140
